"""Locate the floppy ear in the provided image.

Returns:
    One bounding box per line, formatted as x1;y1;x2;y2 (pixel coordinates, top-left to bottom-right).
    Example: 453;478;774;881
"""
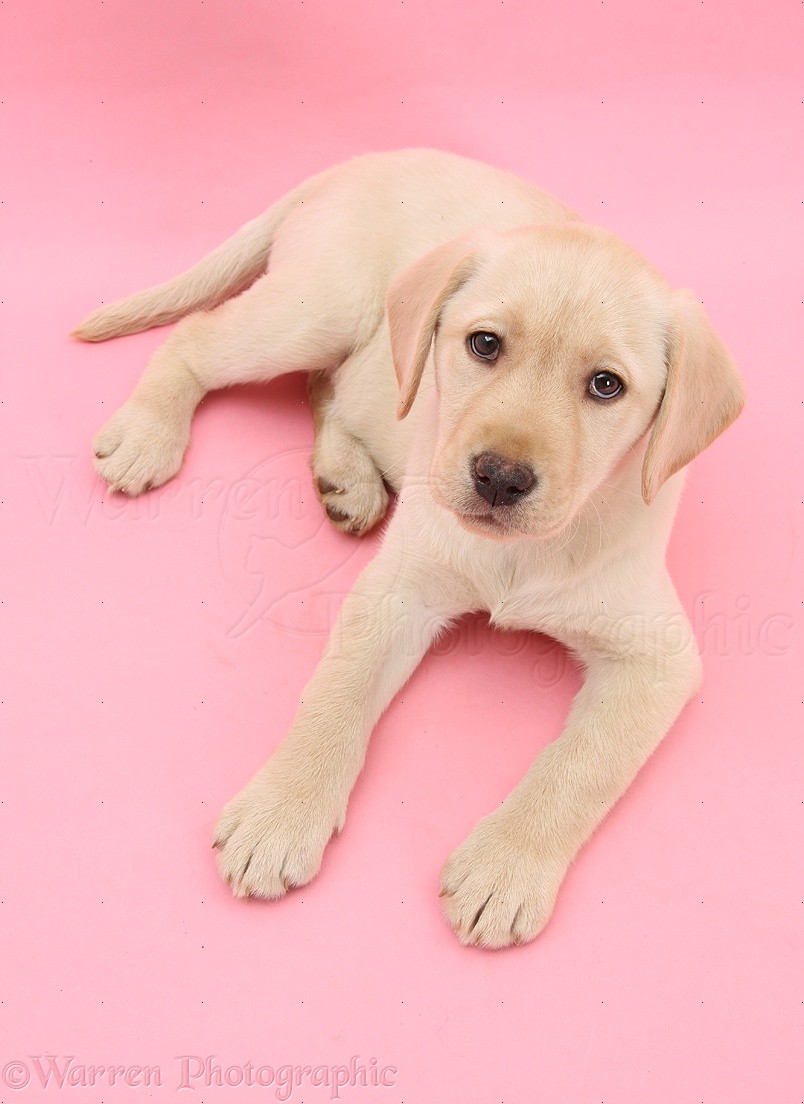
386;235;481;419
641;290;745;504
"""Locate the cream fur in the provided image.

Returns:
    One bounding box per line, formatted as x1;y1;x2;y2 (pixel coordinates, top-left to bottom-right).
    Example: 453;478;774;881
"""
74;149;744;949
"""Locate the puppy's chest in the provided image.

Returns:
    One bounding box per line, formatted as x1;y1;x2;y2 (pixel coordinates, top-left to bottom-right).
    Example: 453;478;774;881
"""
480;573;570;634
484;584;598;657
487;591;540;630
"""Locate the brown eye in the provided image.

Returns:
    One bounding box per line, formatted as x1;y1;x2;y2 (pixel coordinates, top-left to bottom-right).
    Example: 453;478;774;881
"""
468;332;501;361
588;370;624;400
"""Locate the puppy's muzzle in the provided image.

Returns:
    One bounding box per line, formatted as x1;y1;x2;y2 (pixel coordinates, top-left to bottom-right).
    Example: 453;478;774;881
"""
471;452;537;508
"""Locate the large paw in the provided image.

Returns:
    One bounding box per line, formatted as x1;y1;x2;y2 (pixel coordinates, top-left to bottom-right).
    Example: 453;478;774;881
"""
440;815;566;949
314;471;389;537
93;400;189;495
213;766;345;899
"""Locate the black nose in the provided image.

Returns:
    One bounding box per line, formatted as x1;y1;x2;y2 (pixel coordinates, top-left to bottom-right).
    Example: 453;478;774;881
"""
471;452;537;507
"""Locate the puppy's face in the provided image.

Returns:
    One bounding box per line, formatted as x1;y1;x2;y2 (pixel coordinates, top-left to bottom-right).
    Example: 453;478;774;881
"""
389;225;743;541
429;228;669;538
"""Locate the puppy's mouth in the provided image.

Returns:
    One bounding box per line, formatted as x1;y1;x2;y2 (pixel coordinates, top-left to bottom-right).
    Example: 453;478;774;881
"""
451;505;521;539
451;504;574;543
430;477;532;540
443;488;574;543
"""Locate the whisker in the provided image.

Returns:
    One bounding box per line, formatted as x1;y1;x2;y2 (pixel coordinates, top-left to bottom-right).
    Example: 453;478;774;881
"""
598;480;642;502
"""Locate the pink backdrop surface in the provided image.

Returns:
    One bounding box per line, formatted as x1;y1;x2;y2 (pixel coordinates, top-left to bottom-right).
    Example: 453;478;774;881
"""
1;1;802;1101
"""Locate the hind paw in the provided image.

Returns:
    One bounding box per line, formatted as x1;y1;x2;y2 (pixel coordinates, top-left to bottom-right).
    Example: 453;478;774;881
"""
93;400;189;495
314;472;389;536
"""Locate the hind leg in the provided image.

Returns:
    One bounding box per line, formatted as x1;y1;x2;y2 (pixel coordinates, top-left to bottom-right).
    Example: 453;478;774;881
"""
308;372;389;536
94;268;370;495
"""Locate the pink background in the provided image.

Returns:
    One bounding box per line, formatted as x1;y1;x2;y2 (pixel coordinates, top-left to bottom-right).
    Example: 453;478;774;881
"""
1;1;802;1100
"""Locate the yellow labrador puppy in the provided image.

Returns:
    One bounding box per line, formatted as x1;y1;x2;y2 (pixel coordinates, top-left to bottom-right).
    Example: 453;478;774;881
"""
74;150;744;948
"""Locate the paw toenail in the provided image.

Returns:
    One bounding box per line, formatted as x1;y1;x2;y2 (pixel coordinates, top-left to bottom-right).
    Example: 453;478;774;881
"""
326;504;351;523
317;477;341;495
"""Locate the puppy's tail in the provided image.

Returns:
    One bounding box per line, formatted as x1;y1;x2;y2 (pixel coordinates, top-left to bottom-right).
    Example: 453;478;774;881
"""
71;185;306;342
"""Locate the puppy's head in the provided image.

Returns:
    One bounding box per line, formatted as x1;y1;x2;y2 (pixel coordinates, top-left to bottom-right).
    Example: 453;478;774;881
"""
388;224;744;540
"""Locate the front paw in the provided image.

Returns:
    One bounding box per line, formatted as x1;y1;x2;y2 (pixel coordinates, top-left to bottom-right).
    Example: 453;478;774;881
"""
440;815;566;949
213;765;345;900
